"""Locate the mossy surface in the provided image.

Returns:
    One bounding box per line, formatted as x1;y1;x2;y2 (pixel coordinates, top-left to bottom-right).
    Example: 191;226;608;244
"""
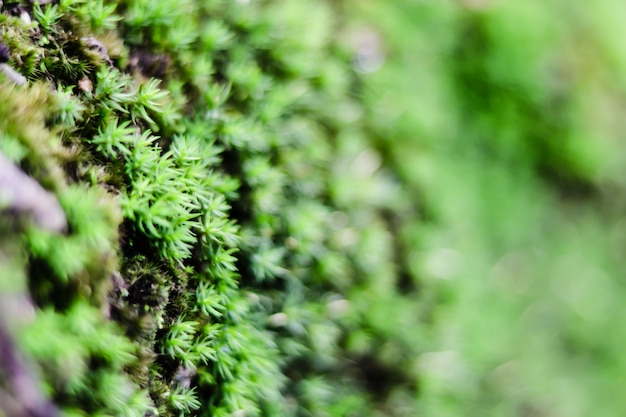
3;1;626;417
0;1;416;416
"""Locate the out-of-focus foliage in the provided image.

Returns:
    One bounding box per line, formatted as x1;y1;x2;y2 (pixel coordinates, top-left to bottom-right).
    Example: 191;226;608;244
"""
354;1;626;416
1;0;626;416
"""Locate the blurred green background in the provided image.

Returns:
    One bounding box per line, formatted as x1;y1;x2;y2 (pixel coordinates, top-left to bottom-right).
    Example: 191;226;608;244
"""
353;0;626;415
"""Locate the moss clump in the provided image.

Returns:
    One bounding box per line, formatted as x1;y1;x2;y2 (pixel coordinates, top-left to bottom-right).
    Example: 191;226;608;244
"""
0;1;416;416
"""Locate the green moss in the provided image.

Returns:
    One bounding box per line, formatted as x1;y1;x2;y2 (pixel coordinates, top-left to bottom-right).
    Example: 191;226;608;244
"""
1;1;405;415
3;1;625;416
